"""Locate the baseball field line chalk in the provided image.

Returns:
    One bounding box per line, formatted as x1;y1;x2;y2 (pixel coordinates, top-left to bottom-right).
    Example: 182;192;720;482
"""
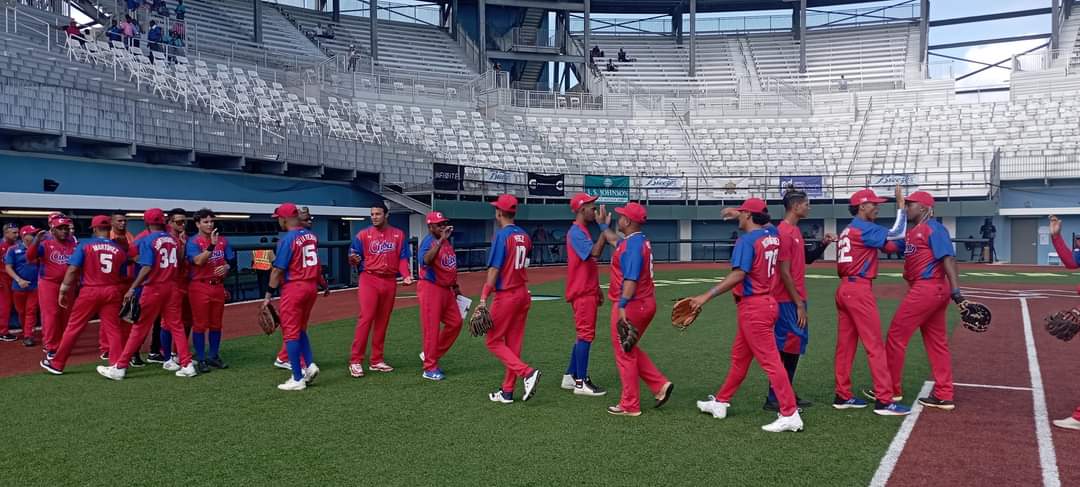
1020;297;1062;487
953;382;1033;392
869;381;933;487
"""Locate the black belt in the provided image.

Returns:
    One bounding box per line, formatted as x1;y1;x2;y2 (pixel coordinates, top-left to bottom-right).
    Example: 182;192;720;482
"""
194;279;224;285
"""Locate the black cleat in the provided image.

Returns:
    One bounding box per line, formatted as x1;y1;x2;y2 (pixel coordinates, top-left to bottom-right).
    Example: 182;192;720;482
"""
99;352;109;361
146;352;166;364
196;361;212;374
0;333;17;342
763;400;780;413
917;395;955;411
129;354;146;368
796;396;813;408
205;356;229;369
655;382;674;409
22;337;35;347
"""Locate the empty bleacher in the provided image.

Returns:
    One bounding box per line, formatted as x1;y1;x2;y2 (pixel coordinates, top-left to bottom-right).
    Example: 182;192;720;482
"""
177;0;326;67
586;35;738;96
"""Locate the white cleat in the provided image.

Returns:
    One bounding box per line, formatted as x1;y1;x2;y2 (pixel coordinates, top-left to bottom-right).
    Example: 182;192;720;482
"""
522;369;541;402
277;377;307;391
175;363;197;378
303;363;320;385
573;378;607;397
419;352;425;363
696;395;730;419
761;411;804;433
349;363;365;378
273;359;292;370
96;365;125;381
162;359;181;372
561;374;576;390
1052;417;1080;431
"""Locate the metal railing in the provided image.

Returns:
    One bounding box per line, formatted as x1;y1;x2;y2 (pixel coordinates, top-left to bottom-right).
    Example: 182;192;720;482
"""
1012;48;1071;75
998;151;1080;181
4;5;57;51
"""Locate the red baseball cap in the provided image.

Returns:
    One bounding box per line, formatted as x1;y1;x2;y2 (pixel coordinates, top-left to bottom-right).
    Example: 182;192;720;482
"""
143;208;166;225
50;216;73;228
737;198;768;214
18;225;38;237
569;192;599;212
906;191;935;208
426;211;449;225
614;202;647;224
491;194;518;213
272;202;299;218
91;215;112;229
849;189;887;206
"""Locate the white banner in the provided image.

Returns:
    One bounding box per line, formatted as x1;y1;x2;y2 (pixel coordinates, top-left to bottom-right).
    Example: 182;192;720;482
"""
700;177;752;199
641;176;683;199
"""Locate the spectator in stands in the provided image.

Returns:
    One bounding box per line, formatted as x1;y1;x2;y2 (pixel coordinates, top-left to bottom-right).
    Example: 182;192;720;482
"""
171;18;185;39
320;24;335;39
617;47;634;62
150;0;167;16
605;59;618;72
106;19;122;43
493;62;502;73
314;23;325;37
347;44;360;71
147;20;163;56
60;19;84;46
980;217;996;262
131;20;142;48
174;0;186;20
126;0;140;13
838;74;848;92
120;16;134;47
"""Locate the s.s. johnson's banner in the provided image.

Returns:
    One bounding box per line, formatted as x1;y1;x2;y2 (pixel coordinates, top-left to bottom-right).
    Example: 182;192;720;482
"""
584;175;630;203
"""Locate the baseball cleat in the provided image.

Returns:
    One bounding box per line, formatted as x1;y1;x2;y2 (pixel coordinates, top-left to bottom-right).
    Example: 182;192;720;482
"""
175;364;197;378
40;359;62;375
206;356;229;369
99;352;109;361
303;363;320;385
422;369;445;381
273;358;292;370
796;396;813;408
129;354;146;368
0;333;17;342
349;363;365;378
696;396;730;419
873;402;912;416
419;352;425;363
574;378;607;397
22;337;35;347
522;369;541;401
45;351;56;361
96;365;125;381
863;389;903;403
146;353;166;364
196;361;212;374
277;377;307;391
162;359;181;372
1052;417;1080;431
369;362;394;372
761;411;804;433
763;400;779;413
917;395;955;411
489;389;513;404
832;396;869;409
654;382;674;408
606;405;642;417
561;374;576;390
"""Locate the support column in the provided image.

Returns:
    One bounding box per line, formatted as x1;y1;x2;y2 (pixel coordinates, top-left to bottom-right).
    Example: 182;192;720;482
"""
479;0;486;72
678;219;692;262
253;0;262;44
1052;0;1060;51
689;0;696;77
823;217;837;261
582;0;590;89
451;0;459;40
919;0;929;63
332;0;340;22
792;6;800;39
672;12;683;45
370;0;379;60
798;0;807;74
408;212;424;274
942;216;958;255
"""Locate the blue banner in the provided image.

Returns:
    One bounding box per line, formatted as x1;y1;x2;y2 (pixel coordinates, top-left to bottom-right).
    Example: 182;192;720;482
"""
778;176;823;198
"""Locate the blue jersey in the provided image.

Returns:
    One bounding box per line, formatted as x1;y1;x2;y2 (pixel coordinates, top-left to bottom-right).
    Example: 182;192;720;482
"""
731;226;780;298
486;224;531;291
5;243;39;291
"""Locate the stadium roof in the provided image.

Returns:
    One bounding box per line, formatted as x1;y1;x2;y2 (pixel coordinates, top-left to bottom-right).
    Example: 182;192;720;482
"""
457;0;879;15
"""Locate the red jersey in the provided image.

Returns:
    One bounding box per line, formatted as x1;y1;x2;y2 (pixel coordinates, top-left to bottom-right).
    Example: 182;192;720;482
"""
899;219;955;282
350;225;410;278
273;228;320;282
608;232;654;302
731;226;780;299
837;218;897;279
772;221;806;302
419;235;457;287
135;231;181;285
172;231;189;284
486;224;531;291
565;223;599;302
185;234;235;281
69;237;128;287
0;240;13;285
31;238;78;283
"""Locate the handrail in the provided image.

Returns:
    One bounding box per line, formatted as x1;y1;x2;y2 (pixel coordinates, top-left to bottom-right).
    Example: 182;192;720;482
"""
7;4;55;51
670;101;707;176
844;95;872;177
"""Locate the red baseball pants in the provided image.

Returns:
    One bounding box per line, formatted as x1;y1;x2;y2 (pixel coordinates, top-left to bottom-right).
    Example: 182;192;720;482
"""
53;285;124;370
715;296;798;416
886;279;953;401
350;274;397;364
486;287;533;394
610;298;667;413
37;279;72;352
1073;405;1080;421
418;280;462;372
280;281;317;342
571;295;599;342
0;283;13;335
12;290;38;339
188;281;225;332
834;278;894;403
117;284;192;368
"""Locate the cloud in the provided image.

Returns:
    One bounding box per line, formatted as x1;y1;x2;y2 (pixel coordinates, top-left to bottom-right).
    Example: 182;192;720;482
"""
954;37;1049;88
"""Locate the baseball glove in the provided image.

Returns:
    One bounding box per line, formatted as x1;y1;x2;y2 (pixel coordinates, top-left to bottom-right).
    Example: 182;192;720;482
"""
957;301;992;333
1046;308;1080;342
671;297;701;331
120;297;140;324
616;318;639;353
258;302;281;335
469;305;494;337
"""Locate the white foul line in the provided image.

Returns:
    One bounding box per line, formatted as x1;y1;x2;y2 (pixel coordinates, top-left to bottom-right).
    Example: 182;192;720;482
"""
953;382;1033;392
869;381;933;487
1020;297;1062;487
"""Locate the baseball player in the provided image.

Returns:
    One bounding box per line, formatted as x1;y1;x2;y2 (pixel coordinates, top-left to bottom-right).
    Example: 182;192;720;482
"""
5;225;41;347
148;208;192;363
763;189;833;412
1049;215;1080;430
347;201;412;377
26;215;77;358
100;212;137;363
690;198;805;432
417;210;462;381
883;191;964;411
560;193;607;397
186;208;235;373
273;209;328;369
0;223;18;342
832;188;910;415
267;202;321;391
41;216;128;375
98;208;196;379
600;202;672;416
480;194;541;404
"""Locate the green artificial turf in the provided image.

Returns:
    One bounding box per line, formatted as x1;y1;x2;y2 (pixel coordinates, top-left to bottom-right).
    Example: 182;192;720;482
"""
1;267;1011;486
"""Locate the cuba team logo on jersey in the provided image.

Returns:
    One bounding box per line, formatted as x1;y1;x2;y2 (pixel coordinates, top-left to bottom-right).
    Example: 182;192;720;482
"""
48;250;70;265
905;243;917;256
368;240;397;255
440;253;457;270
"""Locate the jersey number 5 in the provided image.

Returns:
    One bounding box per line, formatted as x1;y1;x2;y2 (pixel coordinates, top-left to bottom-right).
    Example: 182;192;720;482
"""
302;244;318;268
99;253;113;274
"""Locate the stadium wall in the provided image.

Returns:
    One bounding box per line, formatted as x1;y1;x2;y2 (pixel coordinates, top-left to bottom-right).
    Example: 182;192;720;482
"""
997;181;1080;265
